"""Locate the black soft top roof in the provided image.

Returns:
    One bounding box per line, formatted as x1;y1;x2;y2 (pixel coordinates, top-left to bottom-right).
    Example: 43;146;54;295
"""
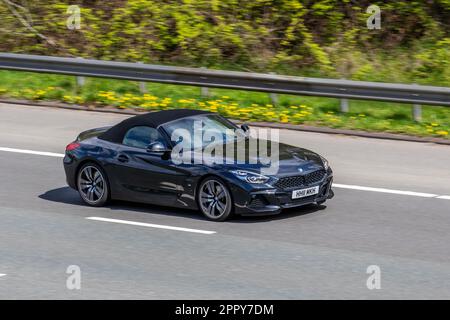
99;109;211;143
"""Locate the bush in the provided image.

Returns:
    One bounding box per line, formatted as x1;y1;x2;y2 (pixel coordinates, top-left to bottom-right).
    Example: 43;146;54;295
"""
0;1;448;83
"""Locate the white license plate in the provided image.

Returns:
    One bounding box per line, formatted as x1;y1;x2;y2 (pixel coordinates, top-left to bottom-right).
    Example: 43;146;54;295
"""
292;186;320;199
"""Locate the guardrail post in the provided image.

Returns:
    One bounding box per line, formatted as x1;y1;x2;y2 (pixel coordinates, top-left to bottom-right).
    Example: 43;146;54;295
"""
340;78;349;113
75;57;85;89
76;75;85;87
412;104;422;122
200;67;210;97
340;98;349;113
269;72;278;106
201;86;209;97
138;62;147;94
411;84;422;122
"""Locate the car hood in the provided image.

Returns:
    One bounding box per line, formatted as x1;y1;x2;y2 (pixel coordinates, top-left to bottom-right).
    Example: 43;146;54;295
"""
201;138;326;177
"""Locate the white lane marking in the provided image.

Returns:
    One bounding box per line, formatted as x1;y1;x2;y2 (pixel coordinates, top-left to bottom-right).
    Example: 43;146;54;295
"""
0;274;6;277
333;183;437;197
333;183;450;200
0;147;64;158
1;146;450;201
86;217;216;235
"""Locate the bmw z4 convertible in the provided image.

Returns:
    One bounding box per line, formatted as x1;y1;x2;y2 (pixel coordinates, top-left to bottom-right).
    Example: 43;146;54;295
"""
64;109;334;221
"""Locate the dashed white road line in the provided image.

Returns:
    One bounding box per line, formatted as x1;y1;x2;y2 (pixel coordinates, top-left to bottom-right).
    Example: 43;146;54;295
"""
86;217;216;235
332;183;450;200
332;183;442;198
1;146;449;201
0;274;6;278
0;147;64;158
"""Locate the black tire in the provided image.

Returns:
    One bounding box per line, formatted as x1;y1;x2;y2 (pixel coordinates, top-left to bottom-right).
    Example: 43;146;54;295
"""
77;162;109;207
197;177;233;221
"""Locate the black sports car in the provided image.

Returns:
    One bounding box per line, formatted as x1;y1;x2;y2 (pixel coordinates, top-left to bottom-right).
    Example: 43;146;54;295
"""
64;109;334;221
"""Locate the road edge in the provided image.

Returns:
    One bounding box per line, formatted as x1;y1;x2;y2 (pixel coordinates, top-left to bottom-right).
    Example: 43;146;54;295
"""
1;98;449;146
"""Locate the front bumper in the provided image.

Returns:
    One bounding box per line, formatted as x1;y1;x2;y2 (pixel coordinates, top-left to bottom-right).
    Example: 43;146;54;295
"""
232;173;334;216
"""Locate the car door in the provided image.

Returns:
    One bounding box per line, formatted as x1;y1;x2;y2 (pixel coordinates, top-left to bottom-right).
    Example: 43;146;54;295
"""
109;126;190;206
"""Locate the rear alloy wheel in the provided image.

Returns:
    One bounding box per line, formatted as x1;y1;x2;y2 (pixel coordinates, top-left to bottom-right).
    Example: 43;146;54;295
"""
77;163;109;207
198;178;233;221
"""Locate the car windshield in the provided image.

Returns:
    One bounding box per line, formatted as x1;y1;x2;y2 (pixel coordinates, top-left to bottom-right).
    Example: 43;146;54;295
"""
161;114;245;149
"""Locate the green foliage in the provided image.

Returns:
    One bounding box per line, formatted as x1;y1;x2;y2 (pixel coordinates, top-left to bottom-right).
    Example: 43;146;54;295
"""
0;0;448;83
415;38;450;84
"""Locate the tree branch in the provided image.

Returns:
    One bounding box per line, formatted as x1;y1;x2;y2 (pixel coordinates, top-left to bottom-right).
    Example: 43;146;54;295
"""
1;0;55;45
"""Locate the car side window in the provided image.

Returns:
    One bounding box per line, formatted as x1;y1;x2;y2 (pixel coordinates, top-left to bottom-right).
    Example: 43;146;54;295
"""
123;126;165;149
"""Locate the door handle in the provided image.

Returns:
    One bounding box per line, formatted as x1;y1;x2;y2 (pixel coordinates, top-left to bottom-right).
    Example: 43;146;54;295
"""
117;154;130;163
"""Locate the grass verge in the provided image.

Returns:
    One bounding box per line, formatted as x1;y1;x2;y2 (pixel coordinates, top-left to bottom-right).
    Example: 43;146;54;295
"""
0;70;448;139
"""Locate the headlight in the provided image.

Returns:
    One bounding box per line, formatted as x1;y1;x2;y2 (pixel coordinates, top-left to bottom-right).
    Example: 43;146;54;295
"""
320;156;329;170
231;170;270;184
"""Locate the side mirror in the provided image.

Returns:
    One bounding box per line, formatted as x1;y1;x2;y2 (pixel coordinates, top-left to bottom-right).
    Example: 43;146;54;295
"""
241;124;250;132
147;141;171;155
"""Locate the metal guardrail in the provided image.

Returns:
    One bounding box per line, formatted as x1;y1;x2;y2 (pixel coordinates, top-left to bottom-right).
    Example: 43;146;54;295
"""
0;53;449;106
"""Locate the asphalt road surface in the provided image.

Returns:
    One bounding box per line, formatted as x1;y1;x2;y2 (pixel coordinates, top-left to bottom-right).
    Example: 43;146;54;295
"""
1;102;449;299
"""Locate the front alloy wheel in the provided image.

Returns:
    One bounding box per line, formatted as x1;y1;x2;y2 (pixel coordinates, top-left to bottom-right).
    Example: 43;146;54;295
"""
198;178;233;221
77;163;109;207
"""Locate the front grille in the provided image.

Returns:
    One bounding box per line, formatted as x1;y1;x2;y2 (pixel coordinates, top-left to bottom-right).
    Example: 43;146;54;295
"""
304;169;326;185
275;176;304;190
275;170;326;190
